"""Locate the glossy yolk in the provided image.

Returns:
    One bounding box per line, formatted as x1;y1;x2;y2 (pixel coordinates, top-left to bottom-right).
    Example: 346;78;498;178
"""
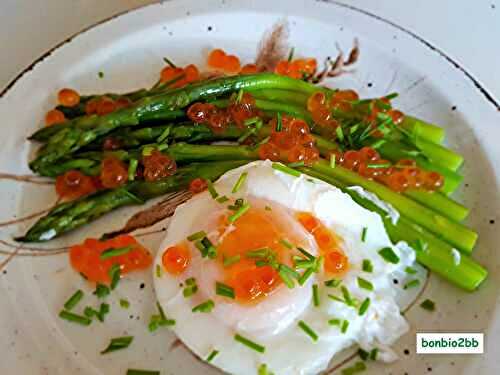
70;234;152;284
216;207;293;304
55;170;98;201
297;212;349;275
162;243;191;275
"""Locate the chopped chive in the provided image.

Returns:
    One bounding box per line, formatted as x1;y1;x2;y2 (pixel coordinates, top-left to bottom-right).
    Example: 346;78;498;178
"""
297;247;315;260
361;227;367;242
287;161;305;168
362;259;373;273
324;278;341;288
126;370;160;375
357;277;374;291
312;284;320;307
187;230;207;242
100;245;133;260
100;336;134;354
341;286;355;306
335;126;344;142
420;299;435;311
341;361;366;375
109;264;121;290
287;47;295;62
120;299;130;309
183;278;198;298
93;284;110;299
128;159;138;181
358;348;369;361
98;71;104;78
369;348;379;360
228;202;250;223
358;297;371;316
206;349;219;363
234;334;265;353
367;162;391;169
384;92;399;100
258;363;275;375
328;318;341;326
378;247;400;264
246;248;271;258
298;320;319;342
216;195;229;203
216;282;235;299
59;310;92;326
244;116;260;126
405;266;417;275
232;172;248;193
236;89;244;103
155;264;162;278
371;138;386;149
142;145;154;156
403;279;421;290
271;162;301;177
278;265;297;289
195;240;207;257
207;180;219;199
192;299;215;313
157;143;168;151
223;254;241;267
341;320;350;334
298;267;314;286
276;112;283;132
63;290;84;311
330;153;336;168
201;237;217;259
279;238;293;249
294;258;316;269
163;56;177;68
157;127;171;143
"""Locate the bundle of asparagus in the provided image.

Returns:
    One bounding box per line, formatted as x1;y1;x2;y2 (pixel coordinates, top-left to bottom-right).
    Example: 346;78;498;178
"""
19;72;486;291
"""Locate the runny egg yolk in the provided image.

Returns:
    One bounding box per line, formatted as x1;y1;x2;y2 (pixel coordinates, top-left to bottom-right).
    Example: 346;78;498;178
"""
216;207;296;304
296;212;349;275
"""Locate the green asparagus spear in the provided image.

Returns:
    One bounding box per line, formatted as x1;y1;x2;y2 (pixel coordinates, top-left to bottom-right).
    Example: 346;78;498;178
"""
17;160;247;242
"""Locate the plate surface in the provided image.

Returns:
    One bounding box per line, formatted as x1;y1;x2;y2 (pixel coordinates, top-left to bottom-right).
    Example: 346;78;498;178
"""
0;0;499;374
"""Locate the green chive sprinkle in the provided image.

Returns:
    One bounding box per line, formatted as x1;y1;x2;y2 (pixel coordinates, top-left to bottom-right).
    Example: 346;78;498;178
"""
358;297;371;316
246;248;271;258
232;172;248;193
157;127;171;143
341;320;350;334
216;195;229;203
109;264;121;290
358;348;369;361
287;161;305;168
341;286;355;306
385;92;398;100
278;265;297;289
330;153;336;168
236;89;244;103
100;336;134;354
228;201;250;223
271;162;301;177
298;267;314;286
367;162;391;169
405;266;417;275
362;259;373;273
207;180;219;199
98;71;104;78
371;139;386;149
370;348;379;360
279;238;293;249
192;299;215;313
93;284;110;299
163;56;177;67
216;282;235;299
128;159;138;181
63;290;84;311
324;279;341;288
126;370;160;375
328;318;341;326
403;279;421;290
244;116;260;126
120;299;130;309
312;284;320;307
223;254;241;267
297;247;315;260
201;237;217;259
142;146;154;156
183;278;198;298
341;361;366;375
187;230;207;242
206;349;219;363
298;320;319;342
378;247;400;264
155;264;162;278
234;334;265;353
100;245;134;260
420;299;435;311
276;112;283;132
59;310;92;326
361;227;367;242
357;277;374;291
287;47;295;62
336;126;344;142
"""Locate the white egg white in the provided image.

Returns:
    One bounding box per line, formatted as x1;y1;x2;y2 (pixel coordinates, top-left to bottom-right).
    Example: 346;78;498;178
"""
153;160;424;375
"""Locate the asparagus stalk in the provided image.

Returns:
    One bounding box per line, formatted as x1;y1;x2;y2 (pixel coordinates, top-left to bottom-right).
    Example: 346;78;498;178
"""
300;167;486;291
16;160;247;242
401;116;445;145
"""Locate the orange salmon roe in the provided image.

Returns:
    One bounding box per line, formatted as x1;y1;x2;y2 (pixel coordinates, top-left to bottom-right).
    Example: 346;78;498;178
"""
142;150;177;182
45;109;66;126
240;64;259;74
55;170;98;200
297;212;349;276
258;115;320;166
70;234;152;284
58;88;80;107
162;243;191;275
160;64;200;88
189;178;208;193
100;156;128;189
207;49;241;74
274;58;317;79
102;137;123;151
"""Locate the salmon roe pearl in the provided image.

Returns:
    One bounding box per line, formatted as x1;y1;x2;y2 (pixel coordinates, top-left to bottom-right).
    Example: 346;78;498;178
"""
45;109;66;126
233;266;279;301
207;49;227;68
162;244;190;275
96;97;118;116
58;88;80;107
274;61;290;75
387;172;409;192
55;170;97;200
258;142;280;161
100;156;128;188
307;92;327;112
240;64;259;74
142;150;177;182
189;178;208;193
224;55;241;73
359;147;380;162
424;171;444;190
85;98;99;115
102;137;123;151
160;66;184;83
388;109;405;125
324;250;349;274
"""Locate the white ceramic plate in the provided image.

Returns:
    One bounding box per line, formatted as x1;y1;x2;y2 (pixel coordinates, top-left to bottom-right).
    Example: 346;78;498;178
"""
0;1;499;374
